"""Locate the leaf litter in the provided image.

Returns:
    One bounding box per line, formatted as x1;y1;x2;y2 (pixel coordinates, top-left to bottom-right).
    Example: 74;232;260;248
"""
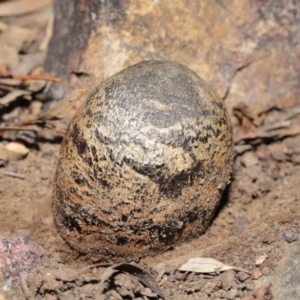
179;257;251;274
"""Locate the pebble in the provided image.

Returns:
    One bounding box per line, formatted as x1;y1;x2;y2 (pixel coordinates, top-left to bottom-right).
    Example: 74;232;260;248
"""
284;230;298;243
218;270;237;290
227;288;238;299
296;222;300;233
251;269;263;280
237;272;250;282
204;281;216;295
213;289;227;298
262;267;271;276
141;288;157;298
232;217;249;236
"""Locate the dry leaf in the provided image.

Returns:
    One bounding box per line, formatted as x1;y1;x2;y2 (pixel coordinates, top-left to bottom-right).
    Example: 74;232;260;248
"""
38;89;87;121
0;0;53;17
0;142;29;161
39;13;54;51
235;123;300;143
0;90;31;106
179;258;251;274
6;142;29;155
27;66;48;92
0;24;35;53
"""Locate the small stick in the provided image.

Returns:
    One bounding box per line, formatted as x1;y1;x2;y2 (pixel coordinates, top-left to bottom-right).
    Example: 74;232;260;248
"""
0;171;25;179
0;127;38;132
19;272;32;300
0;74;62;83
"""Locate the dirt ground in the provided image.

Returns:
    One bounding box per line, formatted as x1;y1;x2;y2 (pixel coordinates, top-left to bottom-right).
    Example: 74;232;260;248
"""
0;3;299;300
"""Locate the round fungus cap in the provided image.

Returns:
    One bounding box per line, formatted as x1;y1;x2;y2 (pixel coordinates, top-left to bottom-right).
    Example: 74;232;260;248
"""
53;60;234;261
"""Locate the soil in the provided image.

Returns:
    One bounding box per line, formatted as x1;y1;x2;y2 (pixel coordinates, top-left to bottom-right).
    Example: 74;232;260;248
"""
0;4;299;300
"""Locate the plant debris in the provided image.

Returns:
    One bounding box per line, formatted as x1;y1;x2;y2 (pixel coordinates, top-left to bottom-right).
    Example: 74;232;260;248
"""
179;257;251;274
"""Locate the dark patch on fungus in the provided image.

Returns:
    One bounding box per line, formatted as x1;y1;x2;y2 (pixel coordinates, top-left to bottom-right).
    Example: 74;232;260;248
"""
123;158;204;198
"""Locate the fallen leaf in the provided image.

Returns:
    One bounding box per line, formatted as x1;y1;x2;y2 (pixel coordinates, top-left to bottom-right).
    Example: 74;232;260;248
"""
0;0;53;17
27;65;48;93
0;24;35;53
6;142;29;154
39;12;54;51
235;123;300;143
179;257;251;274
0;142;29;161
0;89;31;106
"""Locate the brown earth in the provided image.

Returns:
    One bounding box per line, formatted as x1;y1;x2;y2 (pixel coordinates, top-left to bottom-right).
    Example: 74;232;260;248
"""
1;134;299;299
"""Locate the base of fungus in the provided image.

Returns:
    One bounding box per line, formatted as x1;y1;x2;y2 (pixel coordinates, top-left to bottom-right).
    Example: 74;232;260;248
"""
53;164;230;262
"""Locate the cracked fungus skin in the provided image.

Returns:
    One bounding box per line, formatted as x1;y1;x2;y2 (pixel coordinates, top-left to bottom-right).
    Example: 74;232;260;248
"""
53;60;234;261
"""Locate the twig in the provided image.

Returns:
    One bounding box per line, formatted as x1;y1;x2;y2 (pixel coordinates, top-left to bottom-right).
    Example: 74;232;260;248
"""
19;272;32;300
0;171;25;179
0;127;38;132
0;74;61;83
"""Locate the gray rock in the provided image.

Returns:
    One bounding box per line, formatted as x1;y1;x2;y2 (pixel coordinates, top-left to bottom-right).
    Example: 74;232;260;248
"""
284;231;298;243
204;281;216;295
237;271;250;282
218;270;237;290
256;241;300;299
227;288;238;299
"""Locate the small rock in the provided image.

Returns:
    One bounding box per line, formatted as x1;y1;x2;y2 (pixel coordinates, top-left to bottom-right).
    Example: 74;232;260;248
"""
262;267;271;276
296;222;300;233
0;232;40;290
268;142;286;161
245;282;255;291
232;217;249;236
213;289;227;298
255;146;270;161
227;288;238;299
239;279;255;291
104;290;123;300
141;287;157;298
241;296;255;300
42;217;53;226
218;270;237;290
241;151;259;167
204;281;216;295
284;231;298;243
237;272;250;282
251;269;263;280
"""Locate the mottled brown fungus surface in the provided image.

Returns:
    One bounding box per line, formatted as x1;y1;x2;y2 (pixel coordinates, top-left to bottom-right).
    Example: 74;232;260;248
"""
53;60;234;261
